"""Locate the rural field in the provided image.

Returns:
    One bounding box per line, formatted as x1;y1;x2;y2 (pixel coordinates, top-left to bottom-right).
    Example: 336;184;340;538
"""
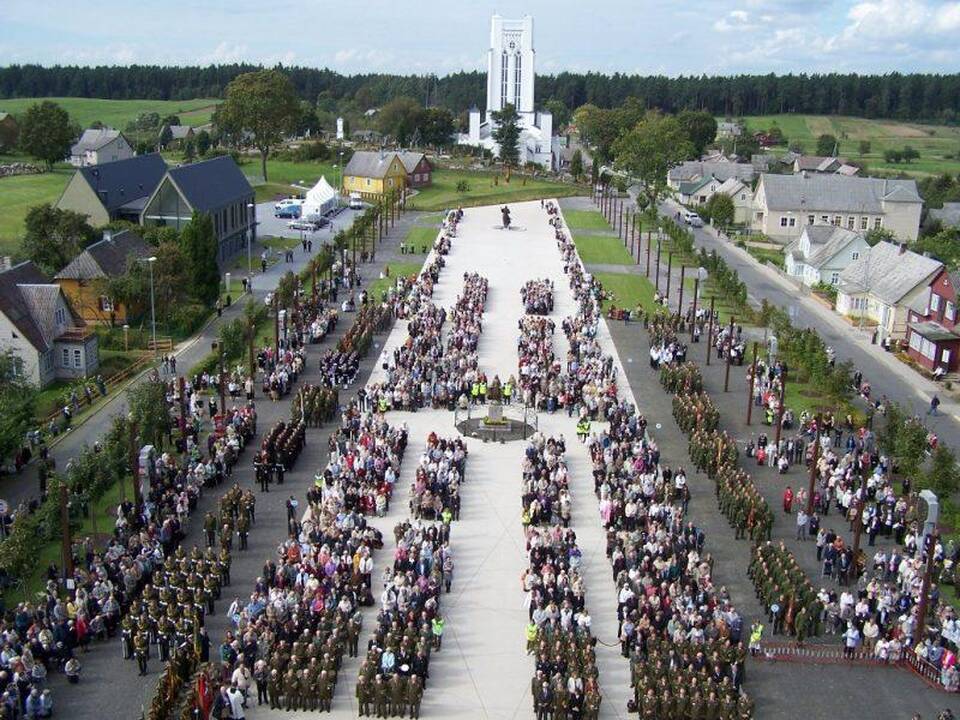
737;114;960;176
0;97;220;128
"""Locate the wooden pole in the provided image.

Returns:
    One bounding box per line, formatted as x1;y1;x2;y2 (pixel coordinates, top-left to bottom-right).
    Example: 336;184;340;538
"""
59;480;73;580
746;342;758;424
706;296;715;365
851;455;869;568
655;241;662;292
774;368;787;447
805;414;821;517
129;421;142;523
631;213;637;257
678;266;686;317
218;344;226;416
724;336;733;392
618;203;624;240
178;376;188;447
646;235;652;277
666;252;673;298
274;295;280;359
689;276;698;342
915;531;940;645
248;323;256;383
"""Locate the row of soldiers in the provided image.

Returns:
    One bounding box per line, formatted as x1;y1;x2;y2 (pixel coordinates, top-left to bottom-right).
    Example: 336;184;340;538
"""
630;636;751;720
672;391;719;434
291;384;340;427
748;541;823;640
659;360;704;394
530;626;602;720
203;483;256;551
121;546;229;675
356;672;425;718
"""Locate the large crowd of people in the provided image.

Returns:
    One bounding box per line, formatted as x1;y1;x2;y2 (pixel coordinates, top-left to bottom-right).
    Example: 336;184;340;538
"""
522;278;554;315
409;433;468;522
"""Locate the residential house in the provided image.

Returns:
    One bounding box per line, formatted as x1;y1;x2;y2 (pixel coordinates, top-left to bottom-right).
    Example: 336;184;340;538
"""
342;151;408;200
397;151;433;188
54;229;153;325
752;173;923;243
55;153;168;227
140;156;255;264
0;261;99;387
69;128;135;167
717;121;742;139
791;155;860;176
783;226;870;287
0;112;18;151
712;177;754;225
160;124;195;148
667;161;755;191
905;268;960;372
929;202;960;229
678;175;725;205
836;241;943;342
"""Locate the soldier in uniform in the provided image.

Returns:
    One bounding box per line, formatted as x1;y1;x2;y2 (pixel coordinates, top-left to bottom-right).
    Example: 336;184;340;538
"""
390;671;406;717
134;630;149;676
373;674;389;718
407;674;423;719
268;668;282;709
357;674;372;717
203;511;217;547
284;668;299;711
237;512;250;551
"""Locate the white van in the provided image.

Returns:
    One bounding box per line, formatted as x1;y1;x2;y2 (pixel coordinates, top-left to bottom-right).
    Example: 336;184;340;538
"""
349;193;364;210
684;211;704;228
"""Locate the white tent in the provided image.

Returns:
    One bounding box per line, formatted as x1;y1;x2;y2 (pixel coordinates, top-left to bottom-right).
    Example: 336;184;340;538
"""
302;176;338;219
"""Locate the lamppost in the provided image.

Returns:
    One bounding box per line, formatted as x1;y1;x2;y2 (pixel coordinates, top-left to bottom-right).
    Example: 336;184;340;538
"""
246;202;255;286
140;256;158;357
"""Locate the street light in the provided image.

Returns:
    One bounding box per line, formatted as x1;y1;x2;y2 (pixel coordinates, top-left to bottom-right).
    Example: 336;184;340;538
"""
140;256;158;357
246;202;256;288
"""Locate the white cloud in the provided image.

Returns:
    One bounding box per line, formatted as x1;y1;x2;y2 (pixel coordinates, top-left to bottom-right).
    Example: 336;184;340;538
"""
201;41;248;64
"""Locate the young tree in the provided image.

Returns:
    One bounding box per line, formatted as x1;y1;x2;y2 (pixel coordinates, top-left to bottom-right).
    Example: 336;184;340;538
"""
884;149;903;163
921;445;960;498
0;351;37;465
161;114;180;127
196;129;212;156
491;103;521;167
613;110;694;209
706;193;735;228
419;107;455;148
19;100;74;169
676;110;718;157
22;204;97;275
903;145;920;163
158;124;173;150
179;212;220;305
858;140;871;156
569;149;584;180
128;377;170;449
377;97;424;146
216;69;300;182
816;133;839;156
183;138;197;162
544;99;571;129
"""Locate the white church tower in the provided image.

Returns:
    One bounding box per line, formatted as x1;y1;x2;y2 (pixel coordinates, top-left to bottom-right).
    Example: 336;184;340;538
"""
460;14;554;169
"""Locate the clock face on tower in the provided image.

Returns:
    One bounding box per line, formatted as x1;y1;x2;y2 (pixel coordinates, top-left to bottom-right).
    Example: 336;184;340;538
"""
509;41;516;49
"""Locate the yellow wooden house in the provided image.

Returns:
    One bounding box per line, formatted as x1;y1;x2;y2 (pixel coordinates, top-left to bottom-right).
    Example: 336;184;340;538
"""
342;151;407;200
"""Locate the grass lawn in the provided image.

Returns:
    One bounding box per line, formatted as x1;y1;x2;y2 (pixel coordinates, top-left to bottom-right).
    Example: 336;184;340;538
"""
0;168;73;254
563;209;613;231
401;226;440;253
736;114;960;177
415;213;445;225
573;234;634;265
245;159;337;187
595;272;657;314
366;262;424;303
745;244;785;270
0;97;220;129
408;169;585;212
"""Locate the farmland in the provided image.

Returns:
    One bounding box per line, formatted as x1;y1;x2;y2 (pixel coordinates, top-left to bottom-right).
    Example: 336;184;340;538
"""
736;114;960;177
0;97;220;128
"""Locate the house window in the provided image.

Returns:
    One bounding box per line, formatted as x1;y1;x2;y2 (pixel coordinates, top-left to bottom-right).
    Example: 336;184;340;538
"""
55;307;66;326
874;218;882;230
500;51;509;108
100;296;113;312
847;216;856;229
807;215;815;225
73;349;82;369
833;215;842;226
932;293;941;313
852;252;860;260
61;348;69;366
780;217;788;227
944;349;952;366
821;215;829;224
830;272;840;285
922;337;937;360
741;193;747;200
366;178;371;187
388;178;394;188
860;217;868;230
947;301;956;323
789;218;796;227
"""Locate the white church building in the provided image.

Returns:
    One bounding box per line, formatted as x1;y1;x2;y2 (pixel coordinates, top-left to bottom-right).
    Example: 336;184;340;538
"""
459;15;554;169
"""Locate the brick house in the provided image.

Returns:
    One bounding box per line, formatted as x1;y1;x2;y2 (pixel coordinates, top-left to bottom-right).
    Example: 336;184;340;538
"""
906;268;960;373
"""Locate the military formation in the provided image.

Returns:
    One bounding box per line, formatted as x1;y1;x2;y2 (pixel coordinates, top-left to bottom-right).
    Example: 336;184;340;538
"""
291;383;340;427
202;482;256;552
673;390;719;434
749;541;822;641
659;359;704;394
121;546;229;676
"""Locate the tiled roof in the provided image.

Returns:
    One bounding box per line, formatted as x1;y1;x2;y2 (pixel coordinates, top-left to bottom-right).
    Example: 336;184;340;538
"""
0;262;81;352
838;240;942;305
77;153;168;213
166;156;253;213
55;230;152;281
396;151;430;174
784;226;862;270
759;173;921;213
71;128;123;155
668;161;755;183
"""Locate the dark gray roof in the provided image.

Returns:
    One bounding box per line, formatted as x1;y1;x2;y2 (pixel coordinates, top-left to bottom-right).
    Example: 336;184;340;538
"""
838;241;942;305
909;320;959;342
759;173;921;213
71;128;126;155
0;261;74;352
344;151;402;179
784;226;862;269
55;230;152;281
668;161;755;184
396;151;430;174
167;125;193;140
167;156;253;213
78;154;168;214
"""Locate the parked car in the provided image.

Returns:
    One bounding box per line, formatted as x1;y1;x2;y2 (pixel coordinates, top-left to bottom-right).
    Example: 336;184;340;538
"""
349;193;364;210
275;197;303;210
275;204;301;219
288;219;321;231
684;211;704;227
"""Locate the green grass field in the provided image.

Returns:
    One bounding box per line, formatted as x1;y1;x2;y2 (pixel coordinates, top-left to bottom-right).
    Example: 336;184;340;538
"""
737;114;960;177
401;226;440;252
0;97;220;128
367;262;423;302
595;272;657;313
408;170;584;212
573;233;634;265
563;209;613;231
0;168;73;255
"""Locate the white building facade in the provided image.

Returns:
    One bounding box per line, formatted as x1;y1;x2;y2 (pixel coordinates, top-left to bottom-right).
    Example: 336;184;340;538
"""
459;15;553;169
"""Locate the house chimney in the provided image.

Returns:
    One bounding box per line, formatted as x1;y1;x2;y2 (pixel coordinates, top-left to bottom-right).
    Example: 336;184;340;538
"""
102;230;113;243
899;243;907;255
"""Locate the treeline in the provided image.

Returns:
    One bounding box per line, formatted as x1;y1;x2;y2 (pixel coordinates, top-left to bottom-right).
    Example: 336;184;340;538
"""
4;65;960;121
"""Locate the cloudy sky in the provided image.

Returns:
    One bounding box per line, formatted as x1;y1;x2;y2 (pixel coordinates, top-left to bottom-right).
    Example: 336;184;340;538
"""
2;0;959;75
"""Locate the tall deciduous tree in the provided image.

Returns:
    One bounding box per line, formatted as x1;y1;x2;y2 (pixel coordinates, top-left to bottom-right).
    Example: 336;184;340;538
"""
569;149;584;180
128;377;170;449
613;110;694;208
0;351;37;464
179;212;220;305
816;133;838;156
377;97;424;146
216;69;300;182
491;103;521;167
676;110;717;157
20;100;74;169
419;107;455;148
22;204;97;275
